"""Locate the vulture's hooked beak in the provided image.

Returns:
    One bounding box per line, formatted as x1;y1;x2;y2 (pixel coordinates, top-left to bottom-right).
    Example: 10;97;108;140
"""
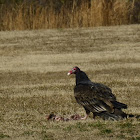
67;72;71;76
67;70;72;76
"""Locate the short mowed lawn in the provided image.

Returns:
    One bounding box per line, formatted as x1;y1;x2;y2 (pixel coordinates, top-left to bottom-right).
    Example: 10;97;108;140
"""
0;25;140;140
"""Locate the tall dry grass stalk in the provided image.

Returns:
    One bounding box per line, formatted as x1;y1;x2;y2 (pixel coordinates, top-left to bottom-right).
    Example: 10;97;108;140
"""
0;0;139;31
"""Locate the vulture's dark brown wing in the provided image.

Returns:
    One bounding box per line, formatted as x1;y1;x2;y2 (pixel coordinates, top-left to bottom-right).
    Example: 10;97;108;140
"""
90;83;127;109
74;83;117;113
90;83;116;101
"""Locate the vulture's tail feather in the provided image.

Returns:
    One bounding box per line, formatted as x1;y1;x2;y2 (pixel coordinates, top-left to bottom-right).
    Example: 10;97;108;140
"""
111;101;127;109
113;108;127;118
96;111;140;120
96;112;123;121
127;114;140;119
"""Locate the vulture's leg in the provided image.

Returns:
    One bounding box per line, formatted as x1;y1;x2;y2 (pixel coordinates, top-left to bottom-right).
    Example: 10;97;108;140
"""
81;107;90;120
93;113;96;119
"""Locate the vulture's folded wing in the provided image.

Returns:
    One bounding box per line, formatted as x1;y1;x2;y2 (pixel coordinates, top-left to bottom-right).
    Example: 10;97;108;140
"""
74;84;114;113
90;82;127;109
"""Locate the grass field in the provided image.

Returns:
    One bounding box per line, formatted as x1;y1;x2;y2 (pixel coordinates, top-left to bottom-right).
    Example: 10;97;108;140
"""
0;24;140;140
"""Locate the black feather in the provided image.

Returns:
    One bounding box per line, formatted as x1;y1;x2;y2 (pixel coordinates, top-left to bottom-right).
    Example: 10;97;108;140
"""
69;66;128;120
95;112;123;121
111;101;127;109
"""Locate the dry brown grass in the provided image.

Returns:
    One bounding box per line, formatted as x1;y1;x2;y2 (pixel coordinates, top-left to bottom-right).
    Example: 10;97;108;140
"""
0;0;139;31
0;24;140;139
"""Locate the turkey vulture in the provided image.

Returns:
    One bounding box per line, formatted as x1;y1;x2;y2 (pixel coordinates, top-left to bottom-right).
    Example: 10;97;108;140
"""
67;66;127;120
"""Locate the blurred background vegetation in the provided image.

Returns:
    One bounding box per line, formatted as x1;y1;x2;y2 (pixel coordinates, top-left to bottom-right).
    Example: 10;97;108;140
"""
0;0;140;30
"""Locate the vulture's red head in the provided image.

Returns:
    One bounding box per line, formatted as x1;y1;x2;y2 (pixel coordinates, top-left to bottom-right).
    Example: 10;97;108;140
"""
67;66;80;75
